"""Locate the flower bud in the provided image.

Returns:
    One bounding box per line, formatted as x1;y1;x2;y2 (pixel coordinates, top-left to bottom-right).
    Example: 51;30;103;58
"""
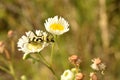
75;73;84;80
68;55;81;66
0;41;5;53
8;30;14;38
90;72;98;80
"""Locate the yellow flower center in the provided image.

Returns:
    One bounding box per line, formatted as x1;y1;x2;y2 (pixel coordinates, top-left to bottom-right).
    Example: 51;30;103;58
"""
27;43;42;50
50;23;64;30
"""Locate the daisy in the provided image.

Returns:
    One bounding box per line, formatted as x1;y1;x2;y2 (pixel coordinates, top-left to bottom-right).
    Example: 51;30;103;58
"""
44;16;69;35
17;30;48;59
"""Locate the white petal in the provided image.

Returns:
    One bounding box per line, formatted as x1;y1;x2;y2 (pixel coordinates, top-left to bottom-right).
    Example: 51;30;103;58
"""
61;70;74;80
91;64;99;71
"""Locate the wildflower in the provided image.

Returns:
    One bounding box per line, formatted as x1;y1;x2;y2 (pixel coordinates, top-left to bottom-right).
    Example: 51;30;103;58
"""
90;58;106;71
75;73;84;80
0;41;5;53
17;30;49;59
44;16;69;35
90;72;98;80
61;69;74;80
69;55;81;66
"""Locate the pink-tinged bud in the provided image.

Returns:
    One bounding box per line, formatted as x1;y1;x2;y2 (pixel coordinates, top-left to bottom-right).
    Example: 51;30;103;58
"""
90;72;98;80
0;41;5;53
69;55;78;63
8;30;14;38
75;73;84;80
68;55;81;66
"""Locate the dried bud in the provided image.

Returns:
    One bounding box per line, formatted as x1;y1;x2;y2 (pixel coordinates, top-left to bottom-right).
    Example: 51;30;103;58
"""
91;58;106;72
0;41;5;53
76;59;82;66
90;72;98;80
68;55;81;66
75;73;84;80
99;63;106;71
8;30;14;38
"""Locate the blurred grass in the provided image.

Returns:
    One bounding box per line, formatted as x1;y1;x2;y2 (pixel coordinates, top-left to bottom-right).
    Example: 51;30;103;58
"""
0;0;120;80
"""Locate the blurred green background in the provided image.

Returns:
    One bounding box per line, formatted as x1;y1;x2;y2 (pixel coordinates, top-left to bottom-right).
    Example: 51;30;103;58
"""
0;0;120;80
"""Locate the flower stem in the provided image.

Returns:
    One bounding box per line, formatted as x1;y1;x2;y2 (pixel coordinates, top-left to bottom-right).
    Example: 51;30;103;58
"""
9;61;18;80
50;35;59;64
0;66;10;74
38;53;50;66
38;53;59;80
50;43;55;65
3;48;18;80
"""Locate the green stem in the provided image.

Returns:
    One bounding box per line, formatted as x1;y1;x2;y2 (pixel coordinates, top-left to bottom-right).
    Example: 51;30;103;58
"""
0;63;18;80
0;66;10;74
50;43;55;65
50;35;58;65
38;53;59;80
100;70;105;80
9;61;18;80
75;65;79;73
11;40;15;57
30;56;40;62
38;53;50;66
